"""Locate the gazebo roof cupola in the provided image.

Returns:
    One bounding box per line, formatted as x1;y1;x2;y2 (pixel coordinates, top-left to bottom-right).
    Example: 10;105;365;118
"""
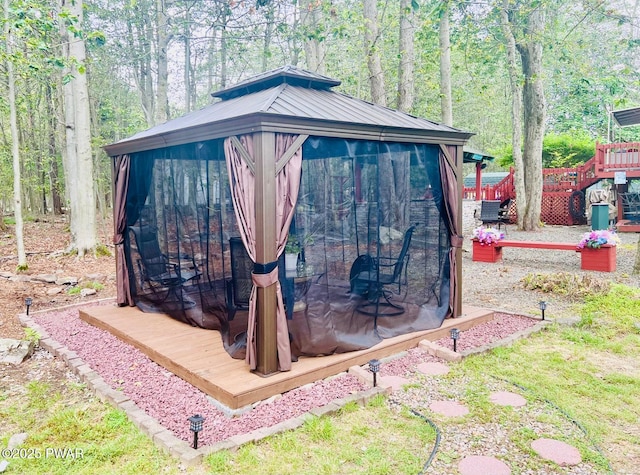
212;65;341;101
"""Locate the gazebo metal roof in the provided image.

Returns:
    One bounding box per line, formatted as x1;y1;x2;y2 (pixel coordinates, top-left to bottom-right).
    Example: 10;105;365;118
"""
104;65;473;156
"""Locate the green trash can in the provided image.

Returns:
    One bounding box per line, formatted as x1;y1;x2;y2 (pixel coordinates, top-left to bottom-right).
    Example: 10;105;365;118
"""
591;203;609;230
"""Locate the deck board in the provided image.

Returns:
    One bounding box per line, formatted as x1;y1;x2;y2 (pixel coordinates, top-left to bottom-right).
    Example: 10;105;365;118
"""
80;304;493;409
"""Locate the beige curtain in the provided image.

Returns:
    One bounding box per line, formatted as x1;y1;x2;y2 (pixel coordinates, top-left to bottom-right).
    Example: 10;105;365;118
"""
439;145;461;315
225;133;303;371
113;154;134;306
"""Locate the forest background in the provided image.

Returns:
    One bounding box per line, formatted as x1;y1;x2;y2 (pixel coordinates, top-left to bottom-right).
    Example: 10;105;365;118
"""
1;0;640;263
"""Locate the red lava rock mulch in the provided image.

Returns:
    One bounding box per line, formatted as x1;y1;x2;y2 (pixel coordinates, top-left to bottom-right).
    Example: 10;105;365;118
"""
32;304;367;446
435;313;540;352
32;304;539;447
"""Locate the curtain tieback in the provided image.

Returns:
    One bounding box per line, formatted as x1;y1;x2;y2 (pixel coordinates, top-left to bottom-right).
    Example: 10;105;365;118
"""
252;260;279;288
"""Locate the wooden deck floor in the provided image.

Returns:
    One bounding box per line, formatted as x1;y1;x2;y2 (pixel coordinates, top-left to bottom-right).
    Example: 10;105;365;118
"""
80;305;494;409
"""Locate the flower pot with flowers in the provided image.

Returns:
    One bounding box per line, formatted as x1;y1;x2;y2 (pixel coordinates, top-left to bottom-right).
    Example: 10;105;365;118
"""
472;226;505;262
576;229;619;272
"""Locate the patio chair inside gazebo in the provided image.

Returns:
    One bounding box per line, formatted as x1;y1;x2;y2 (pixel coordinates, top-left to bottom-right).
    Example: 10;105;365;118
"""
104;66;474;376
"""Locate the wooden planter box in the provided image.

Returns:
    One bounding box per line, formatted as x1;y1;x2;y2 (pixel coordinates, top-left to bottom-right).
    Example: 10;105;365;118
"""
580;245;616;272
472;240;502;263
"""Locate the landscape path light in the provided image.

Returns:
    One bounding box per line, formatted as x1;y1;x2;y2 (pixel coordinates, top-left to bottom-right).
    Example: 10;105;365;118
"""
539;301;547;321
25;297;33;316
450;327;460;352
368;359;380;387
188;414;205;449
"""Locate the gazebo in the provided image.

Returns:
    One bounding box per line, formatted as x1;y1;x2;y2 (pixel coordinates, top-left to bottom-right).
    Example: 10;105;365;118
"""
105;66;473;377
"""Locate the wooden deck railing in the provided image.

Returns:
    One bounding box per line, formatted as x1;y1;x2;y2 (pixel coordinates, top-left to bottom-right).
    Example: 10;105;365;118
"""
597;142;640;170
463;141;640;200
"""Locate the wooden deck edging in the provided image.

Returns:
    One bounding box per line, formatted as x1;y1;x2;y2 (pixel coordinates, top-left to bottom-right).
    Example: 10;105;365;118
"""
79;304;494;409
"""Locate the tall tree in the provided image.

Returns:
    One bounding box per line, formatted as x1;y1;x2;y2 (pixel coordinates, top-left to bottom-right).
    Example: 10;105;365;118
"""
500;0;525;227
300;0;326;73
155;0;170;124
363;0;386;106
397;0;415;112
3;0;27;269
499;1;546;230
438;0;452;125
60;0;97;256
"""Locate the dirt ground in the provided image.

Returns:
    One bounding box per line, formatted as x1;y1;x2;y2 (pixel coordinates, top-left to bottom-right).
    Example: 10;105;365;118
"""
0;216;117;340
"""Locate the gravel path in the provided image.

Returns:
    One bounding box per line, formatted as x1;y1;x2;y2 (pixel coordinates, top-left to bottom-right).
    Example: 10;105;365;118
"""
461;201;640;319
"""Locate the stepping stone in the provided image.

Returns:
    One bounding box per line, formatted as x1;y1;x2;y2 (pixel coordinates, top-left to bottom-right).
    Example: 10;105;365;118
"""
531;438;582;466
429;400;469;417
416;362;450;376
459;455;511;475
379;375;410;391
489;391;527;407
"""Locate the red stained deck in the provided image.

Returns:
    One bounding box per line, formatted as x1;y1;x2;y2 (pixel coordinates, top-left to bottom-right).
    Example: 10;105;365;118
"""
80;304;493;409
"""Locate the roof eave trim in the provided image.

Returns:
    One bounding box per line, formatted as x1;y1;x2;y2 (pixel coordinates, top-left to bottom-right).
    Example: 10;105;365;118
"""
103;114;474;156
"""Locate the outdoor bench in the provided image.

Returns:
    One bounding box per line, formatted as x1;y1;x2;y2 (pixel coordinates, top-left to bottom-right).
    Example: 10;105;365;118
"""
496;240;577;251
471;239;616;272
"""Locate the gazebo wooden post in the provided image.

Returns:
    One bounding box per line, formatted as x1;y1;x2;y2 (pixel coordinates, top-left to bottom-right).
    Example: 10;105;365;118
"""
254;131;279;375
455;144;464;317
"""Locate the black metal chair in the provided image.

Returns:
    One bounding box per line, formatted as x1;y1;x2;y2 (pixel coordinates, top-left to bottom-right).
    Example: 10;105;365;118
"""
620;192;640;222
350;225;416;318
479;200;509;229
129;225;200;304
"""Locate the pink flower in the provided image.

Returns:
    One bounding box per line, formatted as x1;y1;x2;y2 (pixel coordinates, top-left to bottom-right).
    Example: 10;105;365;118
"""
576;229;619;249
472;226;505;245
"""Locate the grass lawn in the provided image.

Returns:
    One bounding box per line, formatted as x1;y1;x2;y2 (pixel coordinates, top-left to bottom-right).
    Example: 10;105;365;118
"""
1;284;638;474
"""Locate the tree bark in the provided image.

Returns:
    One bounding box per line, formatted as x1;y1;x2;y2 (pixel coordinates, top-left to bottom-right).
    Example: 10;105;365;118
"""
45;84;63;215
155;0;170;124
397;0;415;113
501;1;525;227
4;0;27;268
517;6;545;230
300;0;326;74
262;1;275;72
363;0;386;106
439;0;453;126
61;0;97;257
126;1;155;127
184;5;192;112
220;3;229;88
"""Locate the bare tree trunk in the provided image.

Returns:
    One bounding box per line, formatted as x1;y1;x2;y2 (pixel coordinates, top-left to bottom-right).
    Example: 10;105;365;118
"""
363;0;386;106
127;2;155;126
262;2;275;72
397;0;415;112
184;6;192;112
155;0;170;124
300;0;326;73
45;84;63;215
4;0;27;268
61;0;97;257
501;1;525;227
60;6;77;241
207;28;217;92
439;0;453;126
220;4;228;88
517;7;545;231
